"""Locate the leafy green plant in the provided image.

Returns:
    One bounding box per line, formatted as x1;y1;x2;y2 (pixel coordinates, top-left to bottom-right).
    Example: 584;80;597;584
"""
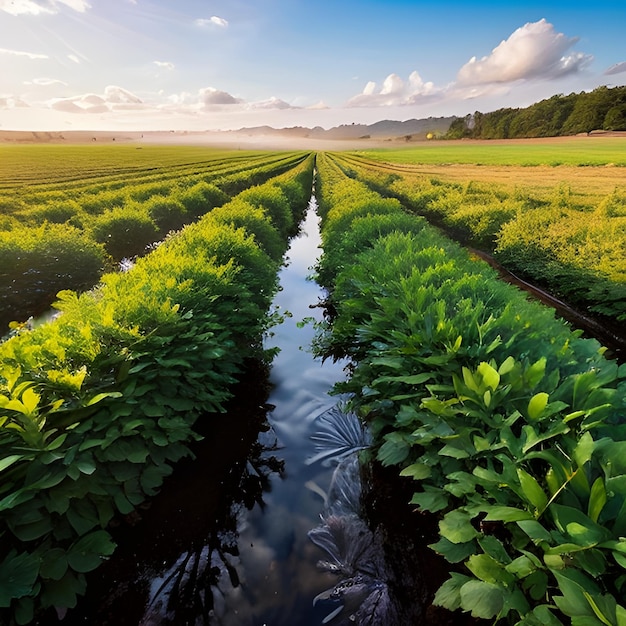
312;153;626;625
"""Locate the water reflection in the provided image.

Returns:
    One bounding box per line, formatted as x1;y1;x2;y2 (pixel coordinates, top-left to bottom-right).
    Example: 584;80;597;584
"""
306;413;398;626
139;439;285;626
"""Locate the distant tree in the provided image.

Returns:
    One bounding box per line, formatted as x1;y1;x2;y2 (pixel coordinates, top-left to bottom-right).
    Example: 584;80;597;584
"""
604;105;626;130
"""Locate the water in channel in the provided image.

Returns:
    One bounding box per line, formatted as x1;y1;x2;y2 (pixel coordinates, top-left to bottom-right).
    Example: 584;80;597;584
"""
200;192;354;625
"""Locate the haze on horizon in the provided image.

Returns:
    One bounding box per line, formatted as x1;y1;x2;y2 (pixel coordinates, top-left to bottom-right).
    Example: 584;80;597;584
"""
1;0;625;132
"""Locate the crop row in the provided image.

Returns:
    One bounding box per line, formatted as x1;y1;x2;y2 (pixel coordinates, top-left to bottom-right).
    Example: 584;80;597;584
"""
330;152;626;326
313;152;626;625
0;151;310;334
0;154;315;624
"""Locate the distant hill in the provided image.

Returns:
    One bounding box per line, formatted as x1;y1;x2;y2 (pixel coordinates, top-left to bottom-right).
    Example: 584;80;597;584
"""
232;116;455;141
446;84;626;139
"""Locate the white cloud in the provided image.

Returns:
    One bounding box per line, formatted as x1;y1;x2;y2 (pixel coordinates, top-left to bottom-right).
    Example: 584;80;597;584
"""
24;77;68;86
0;0;89;15
154;61;175;71
103;85;142;104
67;54;81;64
195;15;228;28
247;96;293;110
0;46;48;59
347;70;440;107
199;87;241;106
0;95;30;108
48;85;144;114
457;19;592;86
307;101;329;110
605;62;626;76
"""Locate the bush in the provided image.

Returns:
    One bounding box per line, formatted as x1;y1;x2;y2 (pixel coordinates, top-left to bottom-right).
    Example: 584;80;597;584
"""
145;195;188;235
179;182;229;219
0;224;108;331
90;205;159;260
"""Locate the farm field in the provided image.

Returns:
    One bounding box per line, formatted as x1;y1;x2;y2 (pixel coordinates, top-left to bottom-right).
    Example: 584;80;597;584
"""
360;135;626;167
1;138;625;625
0;145;310;333
0;151;316;624
330;138;626;341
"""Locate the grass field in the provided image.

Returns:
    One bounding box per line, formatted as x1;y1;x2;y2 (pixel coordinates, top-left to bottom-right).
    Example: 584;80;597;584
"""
359;136;626;167
347;137;626;207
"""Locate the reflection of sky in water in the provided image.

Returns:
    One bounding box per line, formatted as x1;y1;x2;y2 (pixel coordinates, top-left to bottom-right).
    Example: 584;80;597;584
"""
213;196;351;624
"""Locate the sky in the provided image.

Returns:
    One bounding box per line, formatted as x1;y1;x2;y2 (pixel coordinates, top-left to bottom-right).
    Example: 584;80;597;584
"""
1;0;625;131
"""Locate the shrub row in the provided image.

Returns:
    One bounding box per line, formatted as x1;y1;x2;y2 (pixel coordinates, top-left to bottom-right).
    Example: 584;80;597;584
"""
313;152;626;625
0;154;314;624
331;153;626;324
0;152;311;334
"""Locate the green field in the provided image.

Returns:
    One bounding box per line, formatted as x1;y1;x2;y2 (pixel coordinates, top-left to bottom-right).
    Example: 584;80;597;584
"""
359;136;626;166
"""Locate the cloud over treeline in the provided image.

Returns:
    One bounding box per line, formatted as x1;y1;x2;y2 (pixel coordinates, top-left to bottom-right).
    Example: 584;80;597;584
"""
457;19;592;85
348;19;594;109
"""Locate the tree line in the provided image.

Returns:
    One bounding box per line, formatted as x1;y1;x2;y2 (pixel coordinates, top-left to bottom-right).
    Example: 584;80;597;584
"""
445;85;626;139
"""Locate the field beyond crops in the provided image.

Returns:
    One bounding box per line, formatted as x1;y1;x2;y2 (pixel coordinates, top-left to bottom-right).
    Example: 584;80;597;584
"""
356;136;626;203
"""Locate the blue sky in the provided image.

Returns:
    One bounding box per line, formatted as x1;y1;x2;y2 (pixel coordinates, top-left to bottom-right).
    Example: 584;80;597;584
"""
1;0;625;131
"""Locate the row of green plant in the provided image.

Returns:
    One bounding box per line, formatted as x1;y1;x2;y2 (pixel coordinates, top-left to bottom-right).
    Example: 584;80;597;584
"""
331;153;626;323
0;144;281;188
0;154;315;624
0;152;310;334
312;152;626;625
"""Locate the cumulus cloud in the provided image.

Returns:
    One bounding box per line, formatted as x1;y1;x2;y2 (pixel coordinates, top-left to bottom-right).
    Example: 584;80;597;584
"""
605;62;626;76
199;87;241;106
347;70;440;107
195;16;228;28
153;60;175;71
457;19;592;86
0;46;48;59
307;101;329;110
0;0;90;15
48;85;144;114
247;96;293;110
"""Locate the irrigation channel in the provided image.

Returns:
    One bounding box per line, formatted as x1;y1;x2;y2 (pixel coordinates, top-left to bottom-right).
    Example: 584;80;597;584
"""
56;192;400;625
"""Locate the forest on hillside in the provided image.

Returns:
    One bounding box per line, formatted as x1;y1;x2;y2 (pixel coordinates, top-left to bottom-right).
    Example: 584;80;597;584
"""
445;85;626;139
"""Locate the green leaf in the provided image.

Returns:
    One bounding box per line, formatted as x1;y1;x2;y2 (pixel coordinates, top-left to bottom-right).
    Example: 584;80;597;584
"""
373;373;432;385
517;520;552;544
410;487;449;513
588;477;607;523
467;553;513;585
459;579;505;619
67;530;116;573
528;392;549;420
40;569;85;610
0;454;23;472
440;509;479;544
506;555;536;579
433;573;471;611
483;506;534;523
377;433;410;466
429;537;476;563
399;462;431;480
478;362;500;391
573;431;595;468
0;552;40;607
550;503;608;546
517;468;548;513
40;548;68;581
